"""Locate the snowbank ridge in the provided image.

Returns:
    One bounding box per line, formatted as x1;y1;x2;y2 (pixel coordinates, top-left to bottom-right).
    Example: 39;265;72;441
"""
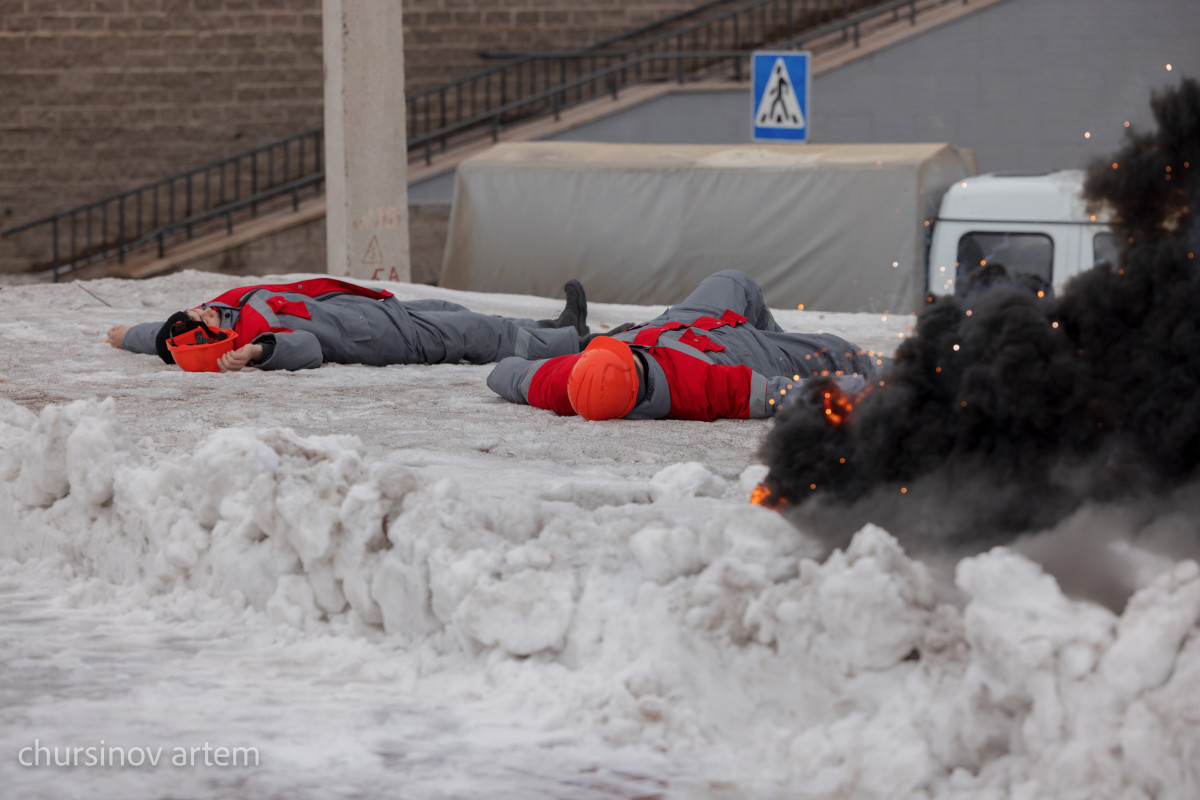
2;397;1198;797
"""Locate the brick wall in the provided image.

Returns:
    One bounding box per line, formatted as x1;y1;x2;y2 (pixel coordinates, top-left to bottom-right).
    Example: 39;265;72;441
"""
163;201;447;285
403;0;704;89
0;0;705;275
0;0;326;273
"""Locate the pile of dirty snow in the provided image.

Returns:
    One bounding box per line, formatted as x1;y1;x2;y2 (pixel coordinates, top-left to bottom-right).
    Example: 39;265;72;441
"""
0;272;1197;799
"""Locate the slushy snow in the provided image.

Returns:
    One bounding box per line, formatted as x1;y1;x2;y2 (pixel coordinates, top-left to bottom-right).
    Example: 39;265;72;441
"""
0;271;1197;799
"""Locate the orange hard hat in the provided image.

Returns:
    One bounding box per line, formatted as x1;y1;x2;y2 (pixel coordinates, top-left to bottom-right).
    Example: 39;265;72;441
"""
567;336;639;420
166;325;238;372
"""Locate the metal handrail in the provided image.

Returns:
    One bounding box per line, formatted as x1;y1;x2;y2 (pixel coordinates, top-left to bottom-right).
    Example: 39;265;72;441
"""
477;0;745;59
38;173;327;277
3;128;323;280
484;0;848;60
402;0;770;141
141;173;326;257
5;0;944;280
481;0;919;59
405;0;891;161
777;0;921;47
407;0;921;161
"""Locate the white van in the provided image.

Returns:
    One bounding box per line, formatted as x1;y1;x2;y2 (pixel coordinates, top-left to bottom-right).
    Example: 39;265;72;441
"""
926;170;1116;298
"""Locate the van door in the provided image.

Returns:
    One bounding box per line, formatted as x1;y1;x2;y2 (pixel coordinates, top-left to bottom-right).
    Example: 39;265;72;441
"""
1049;224;1117;290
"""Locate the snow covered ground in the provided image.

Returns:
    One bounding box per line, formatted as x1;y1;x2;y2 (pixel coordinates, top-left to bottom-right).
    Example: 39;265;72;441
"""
1;271;1197;799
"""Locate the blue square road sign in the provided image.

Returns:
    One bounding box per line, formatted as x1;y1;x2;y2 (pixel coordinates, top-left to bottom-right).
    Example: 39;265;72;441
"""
752;51;811;142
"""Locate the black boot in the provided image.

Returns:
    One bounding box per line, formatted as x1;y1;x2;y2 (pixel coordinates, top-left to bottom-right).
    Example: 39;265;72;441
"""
537;280;589;336
580;321;637;348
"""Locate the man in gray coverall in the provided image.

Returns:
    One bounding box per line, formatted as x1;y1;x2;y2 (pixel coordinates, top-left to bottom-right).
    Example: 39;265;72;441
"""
487;270;886;421
106;277;588;372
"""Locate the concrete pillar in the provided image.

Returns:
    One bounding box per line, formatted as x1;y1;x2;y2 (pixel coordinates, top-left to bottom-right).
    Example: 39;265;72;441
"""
323;0;410;282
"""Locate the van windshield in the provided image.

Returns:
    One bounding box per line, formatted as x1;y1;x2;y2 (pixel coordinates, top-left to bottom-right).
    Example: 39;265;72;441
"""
956;232;1053;291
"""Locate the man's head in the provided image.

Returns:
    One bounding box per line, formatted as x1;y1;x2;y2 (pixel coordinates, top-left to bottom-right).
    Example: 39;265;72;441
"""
155;307;223;364
567;336;640;420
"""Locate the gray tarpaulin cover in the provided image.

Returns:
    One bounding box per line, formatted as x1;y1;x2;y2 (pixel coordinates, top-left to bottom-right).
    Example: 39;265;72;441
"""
440;141;977;313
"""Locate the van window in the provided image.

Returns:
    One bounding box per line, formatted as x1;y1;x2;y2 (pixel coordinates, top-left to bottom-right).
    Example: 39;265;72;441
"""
1093;232;1118;266
956;232;1053;290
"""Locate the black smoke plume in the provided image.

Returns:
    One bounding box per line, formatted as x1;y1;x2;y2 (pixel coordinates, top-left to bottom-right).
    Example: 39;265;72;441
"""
760;78;1200;559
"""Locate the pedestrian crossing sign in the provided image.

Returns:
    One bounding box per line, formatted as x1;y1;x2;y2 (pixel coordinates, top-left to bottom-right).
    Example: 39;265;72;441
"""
752;51;811;142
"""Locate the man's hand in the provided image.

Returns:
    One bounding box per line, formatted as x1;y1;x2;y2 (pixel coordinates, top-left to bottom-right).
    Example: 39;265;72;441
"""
106;325;129;349
217;343;264;372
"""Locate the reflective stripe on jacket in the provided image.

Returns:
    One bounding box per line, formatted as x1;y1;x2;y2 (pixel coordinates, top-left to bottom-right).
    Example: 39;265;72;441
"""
203;278;394;344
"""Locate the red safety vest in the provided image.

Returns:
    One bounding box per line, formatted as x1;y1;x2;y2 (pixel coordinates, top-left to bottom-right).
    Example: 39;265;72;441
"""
528;309;755;421
203;278;394;343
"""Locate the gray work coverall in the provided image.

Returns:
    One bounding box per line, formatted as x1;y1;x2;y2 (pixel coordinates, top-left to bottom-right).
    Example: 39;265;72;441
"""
488;270;885;419
123;288;581;370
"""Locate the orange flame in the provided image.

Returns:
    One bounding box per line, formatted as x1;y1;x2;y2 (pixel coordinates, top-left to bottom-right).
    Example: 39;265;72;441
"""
749;483;787;509
821;382;875;429
822;386;854;428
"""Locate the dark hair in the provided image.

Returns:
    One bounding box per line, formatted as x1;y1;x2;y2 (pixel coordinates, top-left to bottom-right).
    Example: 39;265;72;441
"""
155;311;196;364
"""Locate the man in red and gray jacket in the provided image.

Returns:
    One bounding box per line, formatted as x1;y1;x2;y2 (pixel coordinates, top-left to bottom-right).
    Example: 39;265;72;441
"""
107;277;588;371
487;270;885;420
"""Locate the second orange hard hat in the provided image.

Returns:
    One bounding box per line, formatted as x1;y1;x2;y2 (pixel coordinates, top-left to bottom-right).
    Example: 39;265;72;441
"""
567;336;640;420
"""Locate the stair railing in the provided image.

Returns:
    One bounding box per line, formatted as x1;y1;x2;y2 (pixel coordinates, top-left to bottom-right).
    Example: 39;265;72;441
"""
2;129;323;281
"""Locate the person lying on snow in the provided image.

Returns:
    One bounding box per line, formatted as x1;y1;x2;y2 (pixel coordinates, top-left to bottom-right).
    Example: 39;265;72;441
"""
106;277;589;371
487;270;886;421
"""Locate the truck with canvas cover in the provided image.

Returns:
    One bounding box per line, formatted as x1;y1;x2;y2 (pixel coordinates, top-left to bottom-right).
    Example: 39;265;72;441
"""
440;142;1111;312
